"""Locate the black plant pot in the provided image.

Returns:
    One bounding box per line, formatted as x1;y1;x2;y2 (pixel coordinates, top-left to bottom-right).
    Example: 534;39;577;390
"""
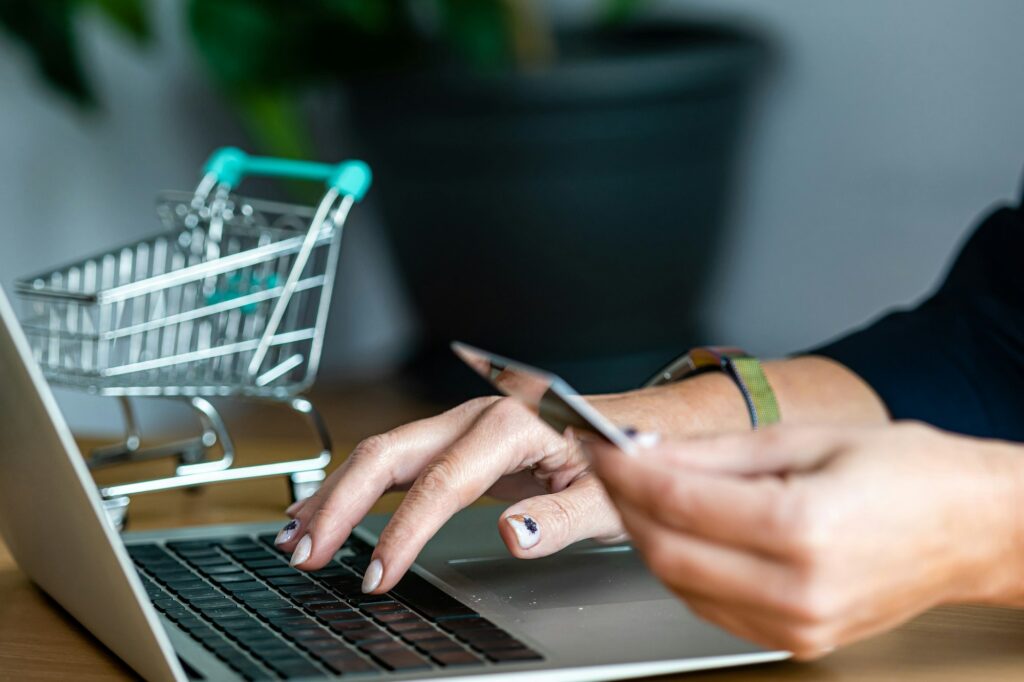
348;22;766;398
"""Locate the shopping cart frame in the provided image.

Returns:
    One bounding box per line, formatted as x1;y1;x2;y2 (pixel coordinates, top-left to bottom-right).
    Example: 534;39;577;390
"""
15;148;372;529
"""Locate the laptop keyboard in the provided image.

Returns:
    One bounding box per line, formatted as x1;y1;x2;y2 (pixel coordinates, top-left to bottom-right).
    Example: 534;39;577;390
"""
128;533;542;680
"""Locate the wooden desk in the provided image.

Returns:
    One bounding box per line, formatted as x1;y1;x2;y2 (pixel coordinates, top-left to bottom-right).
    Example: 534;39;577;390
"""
2;385;1022;680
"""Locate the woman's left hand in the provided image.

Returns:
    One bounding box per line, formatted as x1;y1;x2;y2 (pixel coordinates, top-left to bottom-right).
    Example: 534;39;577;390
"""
587;422;1024;659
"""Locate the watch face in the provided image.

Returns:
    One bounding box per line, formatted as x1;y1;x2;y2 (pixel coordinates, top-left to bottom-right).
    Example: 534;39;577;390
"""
451;342;637;457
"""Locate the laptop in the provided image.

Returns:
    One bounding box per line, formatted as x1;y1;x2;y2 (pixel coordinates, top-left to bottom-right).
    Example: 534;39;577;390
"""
0;284;787;681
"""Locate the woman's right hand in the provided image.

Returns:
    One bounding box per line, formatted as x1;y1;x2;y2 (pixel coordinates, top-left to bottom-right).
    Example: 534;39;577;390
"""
275;380;727;594
274;354;885;594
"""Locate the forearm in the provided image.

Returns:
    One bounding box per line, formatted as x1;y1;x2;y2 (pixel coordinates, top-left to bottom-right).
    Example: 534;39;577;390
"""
594;355;889;437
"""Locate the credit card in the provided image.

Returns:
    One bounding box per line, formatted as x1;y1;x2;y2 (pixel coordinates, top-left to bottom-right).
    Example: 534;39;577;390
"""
451;341;637;456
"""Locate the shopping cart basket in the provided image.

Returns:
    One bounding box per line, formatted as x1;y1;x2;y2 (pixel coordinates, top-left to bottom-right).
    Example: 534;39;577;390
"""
15;147;372;529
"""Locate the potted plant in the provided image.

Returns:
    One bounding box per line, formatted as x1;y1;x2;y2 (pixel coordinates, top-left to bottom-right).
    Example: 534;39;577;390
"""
2;0;767;395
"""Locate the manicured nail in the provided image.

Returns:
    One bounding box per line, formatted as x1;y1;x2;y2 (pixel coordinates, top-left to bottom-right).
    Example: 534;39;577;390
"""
506;514;541;550
289;534;312;567
275;519;299;545
623;426;660;449
362;558;383;593
632;431;661;449
285;500;304;516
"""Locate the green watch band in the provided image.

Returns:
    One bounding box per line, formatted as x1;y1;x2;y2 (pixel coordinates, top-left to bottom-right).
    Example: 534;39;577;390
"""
644;347;781;429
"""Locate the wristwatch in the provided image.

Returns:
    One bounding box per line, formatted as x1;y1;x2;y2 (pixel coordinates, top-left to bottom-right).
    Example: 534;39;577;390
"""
644;347;781;429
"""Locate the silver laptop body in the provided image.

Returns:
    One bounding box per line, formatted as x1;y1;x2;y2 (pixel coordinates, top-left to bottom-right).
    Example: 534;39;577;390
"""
0;284;787;681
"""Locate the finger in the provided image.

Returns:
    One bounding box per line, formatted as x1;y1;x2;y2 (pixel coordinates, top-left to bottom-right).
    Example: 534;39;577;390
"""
683;596;782;652
684;596;835;659
587;425;850;476
498;473;624;558
614;498;806;621
281;398;494;568
365;399;566;592
592;445;792;555
285;497;308;517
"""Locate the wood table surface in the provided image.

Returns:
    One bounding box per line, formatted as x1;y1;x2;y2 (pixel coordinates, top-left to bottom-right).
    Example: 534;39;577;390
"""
1;384;1022;681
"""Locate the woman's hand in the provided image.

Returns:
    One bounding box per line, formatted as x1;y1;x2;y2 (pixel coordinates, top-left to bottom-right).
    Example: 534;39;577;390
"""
588;422;1024;659
275;381;721;593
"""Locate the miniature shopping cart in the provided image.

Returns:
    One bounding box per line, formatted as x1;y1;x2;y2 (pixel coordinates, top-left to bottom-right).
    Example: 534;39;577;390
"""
15;147;372;529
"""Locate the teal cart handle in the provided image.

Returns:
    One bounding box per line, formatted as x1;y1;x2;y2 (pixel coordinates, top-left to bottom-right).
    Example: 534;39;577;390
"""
203;147;372;201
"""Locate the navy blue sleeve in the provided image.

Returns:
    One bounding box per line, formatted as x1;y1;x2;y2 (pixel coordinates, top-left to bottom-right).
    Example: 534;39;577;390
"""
811;202;1024;442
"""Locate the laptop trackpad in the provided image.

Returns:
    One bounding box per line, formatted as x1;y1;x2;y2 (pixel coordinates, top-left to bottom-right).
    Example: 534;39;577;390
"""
446;546;672;610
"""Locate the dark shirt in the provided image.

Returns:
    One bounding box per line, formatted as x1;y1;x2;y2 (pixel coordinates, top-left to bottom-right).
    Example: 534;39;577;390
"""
812;195;1024;442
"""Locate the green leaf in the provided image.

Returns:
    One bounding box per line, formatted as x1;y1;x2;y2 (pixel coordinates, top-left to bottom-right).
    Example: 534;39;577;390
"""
87;0;151;43
602;0;646;25
0;0;95;106
437;0;512;71
231;88;320;201
232;89;313;160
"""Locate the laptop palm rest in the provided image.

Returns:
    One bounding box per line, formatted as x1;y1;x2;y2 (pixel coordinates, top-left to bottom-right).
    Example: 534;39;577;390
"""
446;547;672;609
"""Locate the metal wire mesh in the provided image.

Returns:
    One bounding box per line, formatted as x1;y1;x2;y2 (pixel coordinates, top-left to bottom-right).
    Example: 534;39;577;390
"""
15;191;343;397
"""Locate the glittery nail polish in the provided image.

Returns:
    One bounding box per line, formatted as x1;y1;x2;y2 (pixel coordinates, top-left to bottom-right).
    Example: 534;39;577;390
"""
275;519;299;545
506;514;541;550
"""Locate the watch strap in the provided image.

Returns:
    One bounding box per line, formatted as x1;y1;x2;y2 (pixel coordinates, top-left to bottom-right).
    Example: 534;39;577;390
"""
645;346;781;429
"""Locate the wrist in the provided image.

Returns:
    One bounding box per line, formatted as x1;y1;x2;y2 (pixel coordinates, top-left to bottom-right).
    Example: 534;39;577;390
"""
947;438;1024;606
592;372;749;438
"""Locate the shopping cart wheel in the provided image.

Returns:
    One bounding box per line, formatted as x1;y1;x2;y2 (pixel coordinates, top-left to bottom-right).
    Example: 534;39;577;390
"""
289;469;325;504
103;495;131;532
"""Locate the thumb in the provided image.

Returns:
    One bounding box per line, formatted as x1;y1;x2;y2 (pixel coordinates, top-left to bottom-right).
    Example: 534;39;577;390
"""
498;474;625;558
638;425;851;476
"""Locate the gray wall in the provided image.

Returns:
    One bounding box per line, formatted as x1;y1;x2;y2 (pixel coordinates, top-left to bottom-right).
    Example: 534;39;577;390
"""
1;1;1022;435
682;0;1024;353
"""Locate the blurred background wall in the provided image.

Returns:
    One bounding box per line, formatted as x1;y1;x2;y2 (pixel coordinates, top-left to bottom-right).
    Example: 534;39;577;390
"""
1;0;1022;436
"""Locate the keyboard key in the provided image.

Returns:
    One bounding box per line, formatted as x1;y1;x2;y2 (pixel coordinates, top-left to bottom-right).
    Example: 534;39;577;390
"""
401;629;449;642
280;627;325;641
240;558;285;569
200;565;245;575
320;653;379;675
414;637;464;653
253;567;300;578
313;608;356;620
343;629;392;645
374;611;420;624
389;573;478;620
432;650;483;666
302;638;353;652
222;581;270;594
265;660;324;678
305;601;350;613
439;616;497;632
210;573;255;584
268;576;313;586
309;566;349;579
370;649;432;671
266;616;314;631
146;534;512;675
167;540;218;552
292;589;334;601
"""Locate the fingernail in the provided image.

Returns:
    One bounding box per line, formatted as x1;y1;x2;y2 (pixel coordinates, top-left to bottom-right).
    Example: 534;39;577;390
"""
289;534;312;567
285;500;303;516
275;519;299;545
624;426;660;449
362;558;383;593
505;514;541;550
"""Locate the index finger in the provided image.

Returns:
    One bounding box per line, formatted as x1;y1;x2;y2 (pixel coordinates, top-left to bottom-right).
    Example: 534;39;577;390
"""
281;398;495;567
591;443;795;557
364;400;565;593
